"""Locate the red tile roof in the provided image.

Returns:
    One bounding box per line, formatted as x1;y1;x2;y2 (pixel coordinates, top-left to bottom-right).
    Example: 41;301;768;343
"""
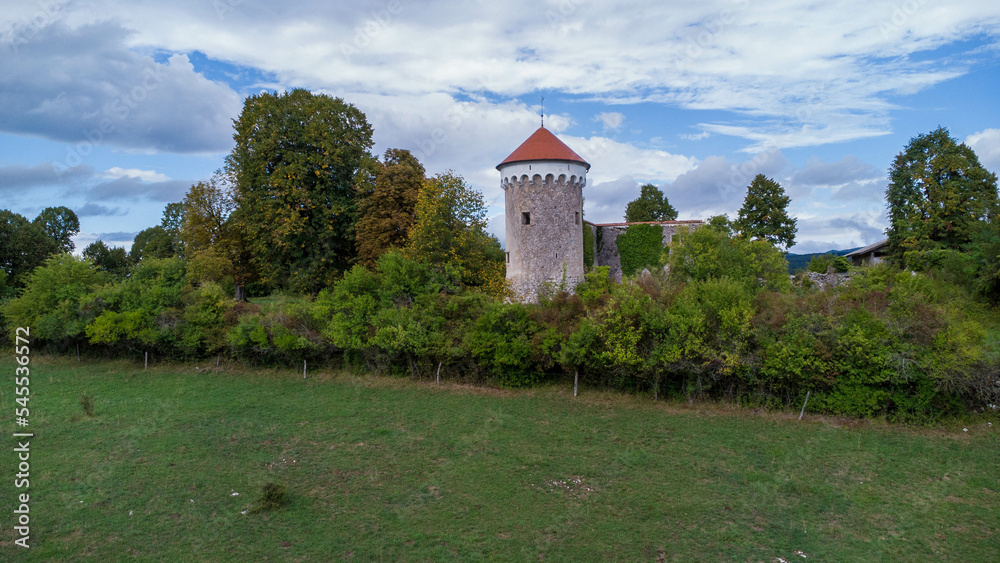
497;127;590;170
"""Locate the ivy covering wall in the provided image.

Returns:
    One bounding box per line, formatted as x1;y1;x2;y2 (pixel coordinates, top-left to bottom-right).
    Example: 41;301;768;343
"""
617;224;664;277
582;223;595;270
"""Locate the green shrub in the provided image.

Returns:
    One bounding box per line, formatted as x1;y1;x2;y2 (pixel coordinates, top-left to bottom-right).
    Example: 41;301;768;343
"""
79;394;95;417
574;266;612;305
807;253;850;273
667;222;790;292
83;258;187;353
755;314;835;404
179;281;234;356
226;295;322;364
653;277;755;395
463;301;539;387
592;283;651;382
903;249;977;288
249;482;287;514
0;254;106;344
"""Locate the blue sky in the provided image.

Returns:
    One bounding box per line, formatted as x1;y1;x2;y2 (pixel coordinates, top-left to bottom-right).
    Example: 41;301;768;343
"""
1;0;999;253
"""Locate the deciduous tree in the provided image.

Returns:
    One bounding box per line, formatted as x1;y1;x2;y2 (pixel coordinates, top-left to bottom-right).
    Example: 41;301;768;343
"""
356;149;426;268
161;202;186;256
885;127;999;259
83;240;131;277
130;226;176;263
180;172;254;300
667;215;790;293
405;172;506;294
0;254;105;344
32;206;80;254
624;183;678;222
0;210;51;289
226;89;374;293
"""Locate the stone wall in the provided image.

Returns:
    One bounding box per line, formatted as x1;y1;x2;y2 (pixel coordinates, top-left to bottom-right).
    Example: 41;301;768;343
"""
502;166;587;302
794;271;853;291
587;221;702;282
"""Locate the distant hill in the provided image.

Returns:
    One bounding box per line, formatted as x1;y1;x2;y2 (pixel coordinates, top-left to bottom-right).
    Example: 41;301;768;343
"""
785;247;860;273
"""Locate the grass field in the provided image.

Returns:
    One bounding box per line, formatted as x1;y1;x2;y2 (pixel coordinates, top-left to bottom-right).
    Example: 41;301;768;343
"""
1;357;997;561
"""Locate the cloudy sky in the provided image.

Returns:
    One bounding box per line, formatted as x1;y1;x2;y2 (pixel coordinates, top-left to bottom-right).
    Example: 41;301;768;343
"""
2;0;999;253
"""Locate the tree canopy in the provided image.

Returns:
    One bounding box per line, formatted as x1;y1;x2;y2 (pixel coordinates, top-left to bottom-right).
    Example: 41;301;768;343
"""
0;207;79;289
405;171;506;295
32;206;80;254
83;240;131;278
733;174;797;250
355;148;426;268
624;183;678;222
161;202;186;256
180;172;254;300
885;127;999;259
131;226;177;263
226;88;374;294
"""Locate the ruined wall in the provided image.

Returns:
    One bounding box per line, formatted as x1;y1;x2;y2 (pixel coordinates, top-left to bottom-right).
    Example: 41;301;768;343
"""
589;221;702;282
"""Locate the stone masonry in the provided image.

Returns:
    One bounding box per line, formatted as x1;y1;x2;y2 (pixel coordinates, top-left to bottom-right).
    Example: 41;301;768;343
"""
502;169;586;301
587;221;703;282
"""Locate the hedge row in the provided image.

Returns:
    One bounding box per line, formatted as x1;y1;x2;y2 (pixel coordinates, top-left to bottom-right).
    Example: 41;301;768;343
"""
2;230;999;421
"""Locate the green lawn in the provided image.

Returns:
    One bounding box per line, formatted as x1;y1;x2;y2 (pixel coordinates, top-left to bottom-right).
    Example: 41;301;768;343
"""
2;357;997;561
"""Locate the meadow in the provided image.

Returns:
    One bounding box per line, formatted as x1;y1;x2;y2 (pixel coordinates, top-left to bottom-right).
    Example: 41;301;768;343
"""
1;356;997;561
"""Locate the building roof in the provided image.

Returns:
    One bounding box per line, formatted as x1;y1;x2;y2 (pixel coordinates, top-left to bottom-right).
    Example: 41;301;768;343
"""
844;238;889;257
497;127;591;170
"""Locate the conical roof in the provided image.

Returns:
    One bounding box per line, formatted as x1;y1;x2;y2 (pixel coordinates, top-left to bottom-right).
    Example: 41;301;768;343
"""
496;127;590;170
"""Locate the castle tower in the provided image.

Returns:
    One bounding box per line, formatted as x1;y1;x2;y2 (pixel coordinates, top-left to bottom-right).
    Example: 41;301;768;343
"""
497;127;590;301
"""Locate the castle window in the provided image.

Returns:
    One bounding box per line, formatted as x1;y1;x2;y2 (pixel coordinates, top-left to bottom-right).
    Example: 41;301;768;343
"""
521;212;531;225
505;252;510;264
575;211;580;225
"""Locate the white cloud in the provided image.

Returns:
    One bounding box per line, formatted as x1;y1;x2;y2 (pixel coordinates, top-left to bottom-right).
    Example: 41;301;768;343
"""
86;177;189;203
680;131;711;141
563;135;698;186
584;176;641;224
0;0;996;255
104;167;170;183
12;0;995;153
663;150;789;218
594;112;624;131
792;156;882;187
966;128;1000;174
831;178;887;203
0;21;241;153
790;214;887;254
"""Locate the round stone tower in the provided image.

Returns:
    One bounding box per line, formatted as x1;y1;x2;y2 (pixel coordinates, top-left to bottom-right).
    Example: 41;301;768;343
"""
497;126;590;301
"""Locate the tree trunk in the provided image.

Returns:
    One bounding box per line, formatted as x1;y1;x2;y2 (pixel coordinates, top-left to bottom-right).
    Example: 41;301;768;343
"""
574;370;578;397
436;362;442;386
234;283;246;302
